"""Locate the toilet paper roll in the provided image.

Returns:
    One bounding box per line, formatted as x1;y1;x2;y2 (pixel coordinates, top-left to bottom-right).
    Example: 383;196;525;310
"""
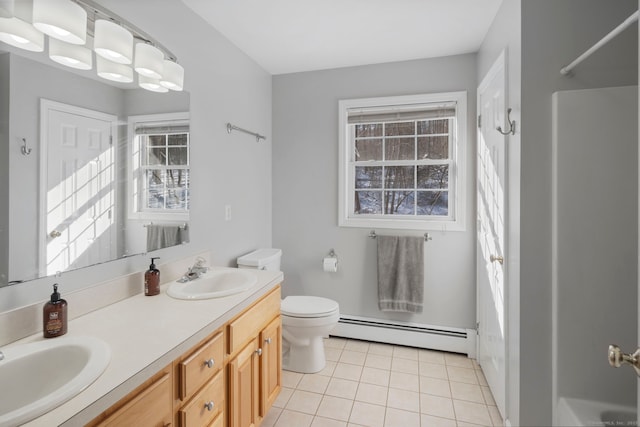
323;257;338;273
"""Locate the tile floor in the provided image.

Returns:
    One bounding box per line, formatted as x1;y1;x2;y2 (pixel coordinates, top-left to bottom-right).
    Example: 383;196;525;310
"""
262;337;503;427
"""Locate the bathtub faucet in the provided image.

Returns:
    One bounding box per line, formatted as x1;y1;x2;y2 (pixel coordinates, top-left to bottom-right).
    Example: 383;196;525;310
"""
608;344;640;376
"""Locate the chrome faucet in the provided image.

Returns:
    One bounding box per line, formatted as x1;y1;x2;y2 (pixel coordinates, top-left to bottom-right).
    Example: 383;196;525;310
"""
177;257;209;282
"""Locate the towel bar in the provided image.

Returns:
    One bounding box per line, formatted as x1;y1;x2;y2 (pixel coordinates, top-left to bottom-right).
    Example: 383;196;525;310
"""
368;230;432;241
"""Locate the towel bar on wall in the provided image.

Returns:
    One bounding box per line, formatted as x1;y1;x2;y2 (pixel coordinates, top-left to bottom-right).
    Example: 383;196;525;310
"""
368;230;432;242
143;222;188;230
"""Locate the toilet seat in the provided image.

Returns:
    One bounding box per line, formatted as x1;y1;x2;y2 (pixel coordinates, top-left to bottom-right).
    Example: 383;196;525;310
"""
281;296;339;318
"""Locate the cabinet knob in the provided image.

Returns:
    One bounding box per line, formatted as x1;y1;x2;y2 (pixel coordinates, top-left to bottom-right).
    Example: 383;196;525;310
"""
265;337;272;345
204;401;214;411
255;348;263;356
204;358;215;368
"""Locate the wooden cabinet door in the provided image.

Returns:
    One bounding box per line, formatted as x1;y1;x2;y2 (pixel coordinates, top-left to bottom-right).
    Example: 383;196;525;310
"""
229;339;259;427
259;316;281;416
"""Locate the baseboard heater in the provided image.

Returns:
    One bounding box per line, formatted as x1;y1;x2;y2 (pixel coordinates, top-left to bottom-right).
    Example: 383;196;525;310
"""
331;314;476;357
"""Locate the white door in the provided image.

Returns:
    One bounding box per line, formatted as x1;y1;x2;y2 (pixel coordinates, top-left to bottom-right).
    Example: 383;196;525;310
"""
477;51;507;418
40;100;117;276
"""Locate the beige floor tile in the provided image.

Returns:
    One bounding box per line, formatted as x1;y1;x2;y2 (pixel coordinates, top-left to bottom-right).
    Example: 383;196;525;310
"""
326;377;359;399
452;400;492;426
488;405;503;426
384;407;421;427
273;386;294;408
286;390;323;415
368;342;394;357
361;366;390;387
311;416;349;427
355;382;388;406
274;409;314;427
317;395;354;421
387;388;420;412
349;401;386;427
420;377;452;398
481;386;496;406
420;362;449;380
365;354;392;370
475;369;489;387
444;353;474;368
419;349;446;365
344;339;370;353
446;366;478;385
449;381;485;404
391;357;419;374
325;347;343;362
317;361;337;377
389;371;419;392
334;362;363;381
340;350;367;366
282;370;304;388
420;414;458;427
298;374;330;394
261;406;282;427
393;345;419;361
456;422;487;427
325;337;347;349
420;394;455;419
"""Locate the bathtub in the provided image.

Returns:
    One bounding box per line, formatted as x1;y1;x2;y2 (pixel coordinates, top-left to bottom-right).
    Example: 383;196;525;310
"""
556;397;637;426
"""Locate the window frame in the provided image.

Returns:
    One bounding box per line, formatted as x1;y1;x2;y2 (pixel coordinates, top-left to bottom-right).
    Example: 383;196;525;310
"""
127;112;190;222
338;92;467;231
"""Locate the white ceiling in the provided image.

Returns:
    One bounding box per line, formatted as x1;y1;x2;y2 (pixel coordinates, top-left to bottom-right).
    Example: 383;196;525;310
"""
181;0;504;75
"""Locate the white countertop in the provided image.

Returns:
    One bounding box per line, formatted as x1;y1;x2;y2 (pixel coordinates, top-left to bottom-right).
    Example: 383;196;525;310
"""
12;266;283;427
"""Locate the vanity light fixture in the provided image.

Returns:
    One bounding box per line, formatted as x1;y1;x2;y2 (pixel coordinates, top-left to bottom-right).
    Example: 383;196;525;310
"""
32;0;87;45
159;60;184;91
138;74;169;93
49;37;92;70
0;16;44;51
96;56;133;83
134;43;164;79
93;19;133;64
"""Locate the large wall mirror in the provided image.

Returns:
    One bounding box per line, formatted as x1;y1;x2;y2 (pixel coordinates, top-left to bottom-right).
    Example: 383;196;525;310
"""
0;41;190;287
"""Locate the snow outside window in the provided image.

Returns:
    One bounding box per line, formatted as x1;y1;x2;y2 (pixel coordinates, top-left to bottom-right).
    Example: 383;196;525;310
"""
338;92;466;231
128;112;190;221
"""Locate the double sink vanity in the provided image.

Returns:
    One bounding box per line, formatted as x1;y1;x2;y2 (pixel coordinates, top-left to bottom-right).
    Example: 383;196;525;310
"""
0;260;283;427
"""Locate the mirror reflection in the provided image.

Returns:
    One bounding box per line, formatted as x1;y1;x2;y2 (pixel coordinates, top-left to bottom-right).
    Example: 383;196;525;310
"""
1;50;190;286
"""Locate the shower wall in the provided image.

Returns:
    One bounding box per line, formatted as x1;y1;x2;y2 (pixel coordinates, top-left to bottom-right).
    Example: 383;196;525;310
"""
552;86;638;410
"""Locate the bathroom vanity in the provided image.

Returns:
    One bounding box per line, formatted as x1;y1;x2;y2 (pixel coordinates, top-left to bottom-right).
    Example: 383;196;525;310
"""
12;265;282;427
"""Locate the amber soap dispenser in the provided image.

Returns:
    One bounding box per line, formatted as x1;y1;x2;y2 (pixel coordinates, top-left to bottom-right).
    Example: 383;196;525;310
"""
145;257;161;296
43;284;67;338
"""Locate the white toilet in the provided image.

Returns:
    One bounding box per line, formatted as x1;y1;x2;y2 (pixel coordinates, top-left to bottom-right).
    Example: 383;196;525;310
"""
237;248;340;373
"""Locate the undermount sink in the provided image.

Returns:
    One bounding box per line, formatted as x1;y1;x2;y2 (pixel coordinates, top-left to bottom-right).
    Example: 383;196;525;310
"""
167;269;258;300
0;335;111;427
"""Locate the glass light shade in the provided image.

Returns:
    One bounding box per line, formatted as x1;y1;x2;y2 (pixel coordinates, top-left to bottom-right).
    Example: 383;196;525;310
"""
94;19;132;64
138;75;168;93
96;56;133;83
0;17;44;51
32;0;86;45
49;38;92;70
159;60;184;91
134;43;163;79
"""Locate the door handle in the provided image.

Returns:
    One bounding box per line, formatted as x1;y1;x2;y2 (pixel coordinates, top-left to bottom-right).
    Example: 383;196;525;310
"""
490;255;504;264
49;230;61;238
608;344;640;376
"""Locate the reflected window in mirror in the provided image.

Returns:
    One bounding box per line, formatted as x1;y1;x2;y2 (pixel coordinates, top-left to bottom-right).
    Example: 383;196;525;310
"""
128;112;190;222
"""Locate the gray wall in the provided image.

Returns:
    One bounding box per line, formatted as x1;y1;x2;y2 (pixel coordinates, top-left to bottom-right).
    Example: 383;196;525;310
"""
519;1;637;425
0;54;8;285
476;0;522;424
272;54;477;329
0;0;272;312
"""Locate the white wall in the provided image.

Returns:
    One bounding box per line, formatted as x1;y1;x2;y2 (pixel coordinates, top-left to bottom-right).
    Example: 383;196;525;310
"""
519;1;637;425
272;54;477;330
0;0;272;314
0;54;9;285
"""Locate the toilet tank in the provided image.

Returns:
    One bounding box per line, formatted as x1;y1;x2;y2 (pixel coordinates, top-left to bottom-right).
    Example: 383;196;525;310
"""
237;248;282;271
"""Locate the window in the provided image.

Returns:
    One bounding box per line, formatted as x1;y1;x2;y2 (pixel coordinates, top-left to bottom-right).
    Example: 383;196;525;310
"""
128;112;190;221
338;92;466;230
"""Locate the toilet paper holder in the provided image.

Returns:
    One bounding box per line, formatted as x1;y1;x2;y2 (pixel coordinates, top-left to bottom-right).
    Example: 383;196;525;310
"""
322;249;339;272
327;248;337;259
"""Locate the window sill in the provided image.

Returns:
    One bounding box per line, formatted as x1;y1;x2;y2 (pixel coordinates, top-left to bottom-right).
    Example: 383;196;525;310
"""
339;216;465;232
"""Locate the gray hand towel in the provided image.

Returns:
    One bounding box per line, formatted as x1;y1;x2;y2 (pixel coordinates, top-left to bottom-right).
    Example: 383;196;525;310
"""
377;235;424;313
146;224;190;252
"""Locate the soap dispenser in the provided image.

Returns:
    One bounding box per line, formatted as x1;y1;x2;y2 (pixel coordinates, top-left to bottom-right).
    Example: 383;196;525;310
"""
145;257;161;296
43;284;67;338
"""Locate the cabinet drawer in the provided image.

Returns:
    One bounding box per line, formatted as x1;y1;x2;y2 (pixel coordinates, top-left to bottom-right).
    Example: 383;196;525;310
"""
179;331;224;400
208;413;223;427
228;286;280;355
178;370;225;427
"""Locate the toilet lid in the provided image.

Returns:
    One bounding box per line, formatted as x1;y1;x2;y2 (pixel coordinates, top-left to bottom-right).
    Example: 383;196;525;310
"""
281;296;339;318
